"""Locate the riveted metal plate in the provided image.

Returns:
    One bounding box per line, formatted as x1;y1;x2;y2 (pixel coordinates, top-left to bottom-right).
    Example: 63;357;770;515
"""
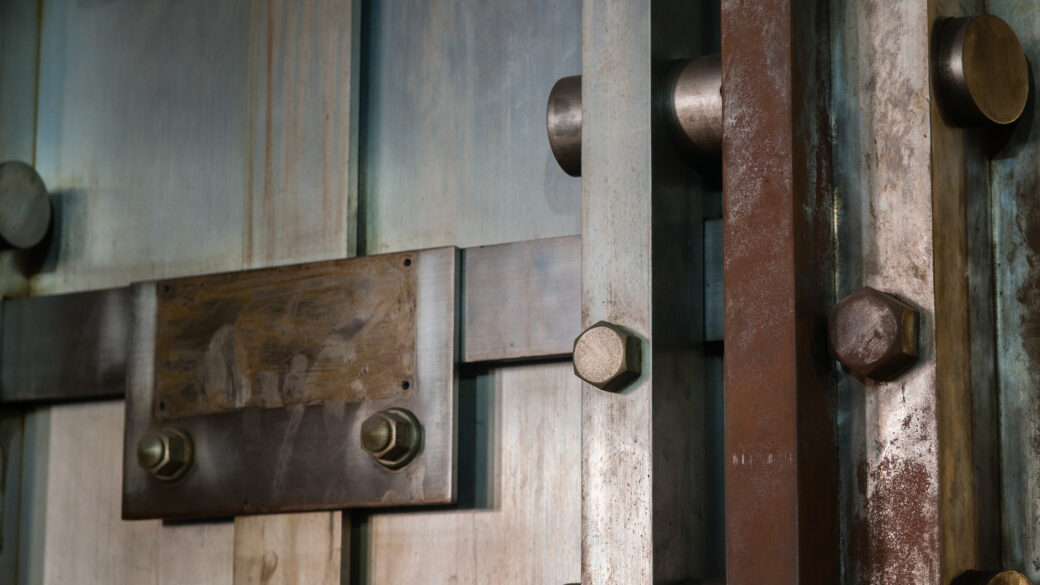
154;252;417;419
123;247;458;519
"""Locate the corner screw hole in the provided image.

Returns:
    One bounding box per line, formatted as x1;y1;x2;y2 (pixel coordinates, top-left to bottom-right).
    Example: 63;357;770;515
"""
401;380;411;390
158;401;166;410
403;258;412;267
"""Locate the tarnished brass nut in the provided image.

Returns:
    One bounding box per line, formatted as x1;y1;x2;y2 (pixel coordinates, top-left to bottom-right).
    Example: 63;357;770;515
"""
954;570;1033;585
572;321;642;392
829;287;919;381
360;408;423;470
136;428;193;482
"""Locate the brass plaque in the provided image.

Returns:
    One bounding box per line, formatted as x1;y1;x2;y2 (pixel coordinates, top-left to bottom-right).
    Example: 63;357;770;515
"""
154;253;416;419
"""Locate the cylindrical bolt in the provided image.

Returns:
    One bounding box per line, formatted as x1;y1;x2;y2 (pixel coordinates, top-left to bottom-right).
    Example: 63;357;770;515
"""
954;570;1033;585
360;408;423;470
546;75;582;177
546;54;722;176
136;428;194;482
668;54;723;156
572;321;642;392
829;287;920;381
0;161;52;250
936;15;1029;126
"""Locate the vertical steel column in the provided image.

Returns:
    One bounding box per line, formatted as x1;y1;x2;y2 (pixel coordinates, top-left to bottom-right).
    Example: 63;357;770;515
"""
581;1;713;583
721;1;839;585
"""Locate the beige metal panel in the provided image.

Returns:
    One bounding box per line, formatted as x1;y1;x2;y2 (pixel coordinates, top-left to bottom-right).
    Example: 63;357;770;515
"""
31;0;355;295
364;362;581;585
17;401;234;585
233;513;342;585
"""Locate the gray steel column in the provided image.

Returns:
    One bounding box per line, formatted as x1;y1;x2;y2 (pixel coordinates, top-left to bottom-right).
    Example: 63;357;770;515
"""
581;1;714;583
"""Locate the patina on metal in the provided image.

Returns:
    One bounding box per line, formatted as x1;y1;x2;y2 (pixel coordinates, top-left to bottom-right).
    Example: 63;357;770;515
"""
360;408;423;470
829;287;920;381
955;570;1034;585
546;75;582;177
136;428;194;482
935;15;1028;126
571;321;641;392
547;54;723;176
722;0;839;583
0;161;51;250
154;252;417;419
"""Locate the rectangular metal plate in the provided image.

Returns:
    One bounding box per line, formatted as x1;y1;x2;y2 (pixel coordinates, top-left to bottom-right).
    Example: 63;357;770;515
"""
123;247;458;519
1;288;130;402
154;253;416;419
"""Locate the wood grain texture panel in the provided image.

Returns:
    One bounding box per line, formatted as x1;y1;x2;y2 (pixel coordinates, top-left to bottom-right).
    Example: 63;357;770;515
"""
17;401;234;585
233;513;341;585
363;363;580;585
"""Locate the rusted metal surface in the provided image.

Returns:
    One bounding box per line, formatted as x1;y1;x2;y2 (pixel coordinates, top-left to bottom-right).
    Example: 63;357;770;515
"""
721;0;838;584
582;0;717;583
154;252;416;419
124;248;459;518
988;1;1040;581
829;287;920;381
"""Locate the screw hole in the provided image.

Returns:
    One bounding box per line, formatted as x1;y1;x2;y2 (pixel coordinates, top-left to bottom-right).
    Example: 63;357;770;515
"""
401;380;410;390
162;284;171;294
403;258;412;267
158;401;166;410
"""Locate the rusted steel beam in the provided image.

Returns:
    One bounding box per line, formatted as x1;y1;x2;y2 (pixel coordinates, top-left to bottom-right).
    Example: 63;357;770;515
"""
721;1;838;585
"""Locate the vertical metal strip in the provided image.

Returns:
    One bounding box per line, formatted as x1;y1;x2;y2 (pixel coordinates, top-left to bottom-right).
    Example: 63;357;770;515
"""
581;1;713;583
721;1;839;584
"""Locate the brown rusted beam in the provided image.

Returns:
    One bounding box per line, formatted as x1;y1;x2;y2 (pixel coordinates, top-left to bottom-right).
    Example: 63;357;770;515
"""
721;1;839;585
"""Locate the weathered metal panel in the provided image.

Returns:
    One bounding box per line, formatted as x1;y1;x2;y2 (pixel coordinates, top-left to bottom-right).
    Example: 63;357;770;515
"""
155;253;417;418
362;0;582;253
365;362;580;585
124;247;458;518
987;2;1040;581
1;288;130;402
461;236;580;362
581;1;715;583
0;410;23;583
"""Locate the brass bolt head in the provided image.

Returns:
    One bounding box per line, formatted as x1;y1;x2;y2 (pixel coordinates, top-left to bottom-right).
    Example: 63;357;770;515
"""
829;287;919;381
955;570;1033;585
360;408;422;470
572;321;642;392
136;428;193;482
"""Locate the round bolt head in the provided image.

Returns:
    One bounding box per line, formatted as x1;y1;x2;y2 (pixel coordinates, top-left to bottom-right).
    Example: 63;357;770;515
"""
547;75;582;177
572;321;642;392
955;570;1033;585
136;428;194;482
0;161;51;250
829;287;919;381
360;408;422;470
937;15;1029;126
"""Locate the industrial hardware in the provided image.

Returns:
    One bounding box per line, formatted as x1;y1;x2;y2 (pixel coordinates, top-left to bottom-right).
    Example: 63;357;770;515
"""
136;428;194;482
360;408;423;470
572;321;642;392
829;287;920;381
0;161;52;250
955;570;1033;585
936;15;1028;127
546;53;722;175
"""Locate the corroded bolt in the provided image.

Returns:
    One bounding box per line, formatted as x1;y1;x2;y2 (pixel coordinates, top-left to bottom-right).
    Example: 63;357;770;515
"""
136;428;194;482
829;287;919;381
954;570;1033;585
360;408;423;470
572;321;642;392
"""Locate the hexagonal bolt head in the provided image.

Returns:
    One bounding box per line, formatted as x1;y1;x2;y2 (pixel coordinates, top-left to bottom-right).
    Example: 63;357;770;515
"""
572;321;642;392
829;287;919;381
136;428;194;482
954;570;1033;585
360;408;423;470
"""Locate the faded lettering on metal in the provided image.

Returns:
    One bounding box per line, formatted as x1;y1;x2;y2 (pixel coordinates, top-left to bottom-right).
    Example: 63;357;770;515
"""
154;253;417;419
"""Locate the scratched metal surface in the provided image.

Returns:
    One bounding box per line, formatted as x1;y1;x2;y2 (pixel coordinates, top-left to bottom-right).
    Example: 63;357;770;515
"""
988;2;1040;581
581;0;718;583
361;0;582;253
